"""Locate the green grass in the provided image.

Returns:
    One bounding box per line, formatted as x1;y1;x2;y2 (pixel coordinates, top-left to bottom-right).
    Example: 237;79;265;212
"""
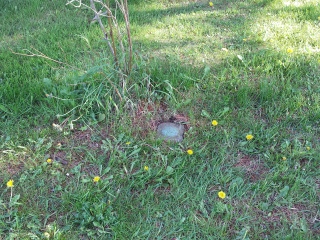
1;0;320;239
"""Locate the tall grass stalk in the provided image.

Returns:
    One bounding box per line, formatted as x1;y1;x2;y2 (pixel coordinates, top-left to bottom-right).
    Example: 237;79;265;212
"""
66;0;133;88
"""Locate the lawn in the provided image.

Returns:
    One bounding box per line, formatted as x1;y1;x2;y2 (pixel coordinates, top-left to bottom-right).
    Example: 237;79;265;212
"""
0;0;320;239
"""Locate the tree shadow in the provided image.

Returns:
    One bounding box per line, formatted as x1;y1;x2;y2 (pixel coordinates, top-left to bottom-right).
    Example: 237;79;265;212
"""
269;3;320;21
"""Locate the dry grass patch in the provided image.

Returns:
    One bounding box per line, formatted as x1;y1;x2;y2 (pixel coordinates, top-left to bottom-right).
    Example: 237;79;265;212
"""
234;152;270;182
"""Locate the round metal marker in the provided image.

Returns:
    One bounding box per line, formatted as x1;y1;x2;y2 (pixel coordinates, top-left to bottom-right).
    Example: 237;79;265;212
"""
157;122;184;142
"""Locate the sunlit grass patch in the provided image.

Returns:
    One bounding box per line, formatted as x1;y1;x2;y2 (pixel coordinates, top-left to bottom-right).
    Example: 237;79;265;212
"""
251;1;320;56
253;18;320;53
282;0;319;7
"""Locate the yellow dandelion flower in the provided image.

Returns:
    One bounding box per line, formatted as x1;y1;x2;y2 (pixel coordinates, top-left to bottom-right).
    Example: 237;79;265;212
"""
187;149;193;155
246;134;254;141
282;156;287;161
46;158;52;164
306;146;311;151
211;120;218;126
6;179;14;188
209;2;214;7
43;232;50;239
125;141;131;145
218;191;226;199
144;166;149;171
287;48;293;54
93;176;100;182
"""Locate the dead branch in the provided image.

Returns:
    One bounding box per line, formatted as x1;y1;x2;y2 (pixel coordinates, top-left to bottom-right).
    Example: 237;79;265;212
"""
9;46;80;70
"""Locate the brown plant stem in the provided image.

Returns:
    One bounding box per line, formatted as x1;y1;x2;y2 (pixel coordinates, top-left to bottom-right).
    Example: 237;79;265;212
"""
89;0;115;59
122;0;132;75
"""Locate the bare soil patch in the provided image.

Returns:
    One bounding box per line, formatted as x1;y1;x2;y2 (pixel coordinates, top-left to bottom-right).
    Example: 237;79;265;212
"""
234;152;269;182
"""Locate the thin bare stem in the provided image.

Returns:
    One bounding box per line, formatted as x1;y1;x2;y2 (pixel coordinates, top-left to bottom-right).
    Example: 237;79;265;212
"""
122;0;132;74
105;0;118;67
89;0;115;57
9;47;80;70
9;187;13;222
101;72;123;101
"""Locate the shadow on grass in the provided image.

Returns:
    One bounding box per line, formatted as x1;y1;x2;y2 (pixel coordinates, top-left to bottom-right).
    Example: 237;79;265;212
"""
270;3;320;21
